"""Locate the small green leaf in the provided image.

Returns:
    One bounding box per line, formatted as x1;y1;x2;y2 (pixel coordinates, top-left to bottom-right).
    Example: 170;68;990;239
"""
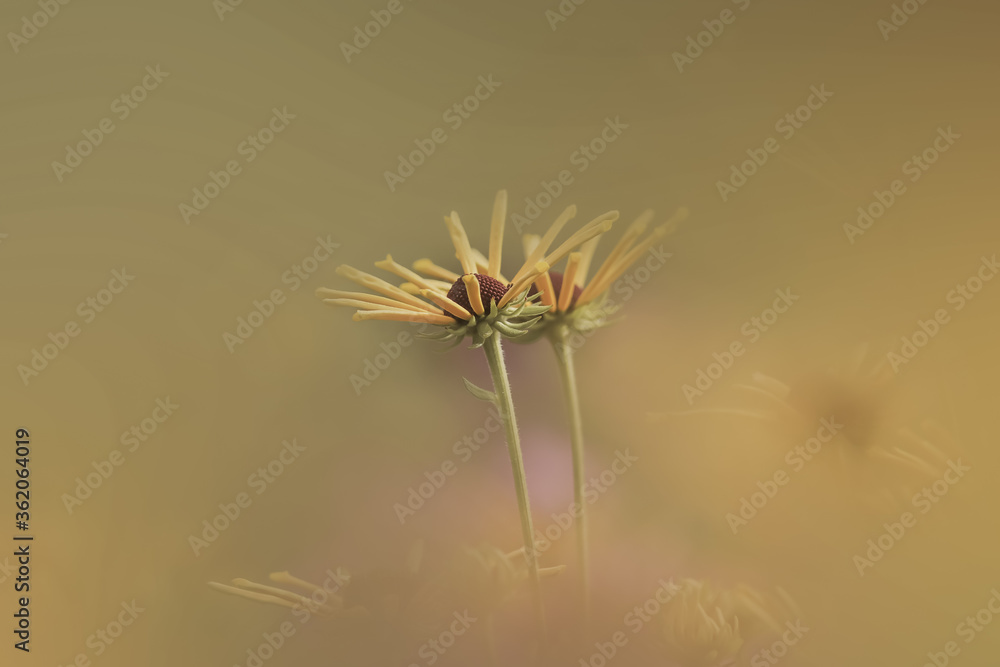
463;377;497;403
493;321;523;337
522;304;550;317
418;329;450;341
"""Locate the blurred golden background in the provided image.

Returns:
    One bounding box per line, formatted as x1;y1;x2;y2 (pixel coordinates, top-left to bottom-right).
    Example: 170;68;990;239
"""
1;0;998;665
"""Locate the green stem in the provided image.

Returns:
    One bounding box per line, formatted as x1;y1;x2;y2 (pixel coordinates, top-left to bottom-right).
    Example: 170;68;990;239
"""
482;333;547;641
550;325;591;627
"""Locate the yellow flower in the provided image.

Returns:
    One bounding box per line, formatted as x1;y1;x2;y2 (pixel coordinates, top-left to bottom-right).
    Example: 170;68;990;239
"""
661;344;954;510
208;544;426;624
316;191;618;344
207;542;564;638
520;206;686;320
735;351;953;509
660;578;798;666
208;569;365;619
495;206;685;620
314;191;604;635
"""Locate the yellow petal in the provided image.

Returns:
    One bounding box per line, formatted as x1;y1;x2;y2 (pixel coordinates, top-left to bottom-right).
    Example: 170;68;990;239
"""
488;189;507;279
598;221;672;283
413;258;460;282
269;571;332;597
229;578;334;613
315;288;426;312
541;210;618;269
323;298;400;311
538;565;567;578
500;260;551;308
583;209;654;295
376;254;449;296
420;288;471;320
208;581;298;610
521;233;541;259
471;248;507;283
534;271;557;310
577;208;684;305
463;273;485;315
400;279;452;295
335;265;439;313
353;309;454;325
445;212;477;275
509;205;576;286
574;236;601;288
558;252;582;311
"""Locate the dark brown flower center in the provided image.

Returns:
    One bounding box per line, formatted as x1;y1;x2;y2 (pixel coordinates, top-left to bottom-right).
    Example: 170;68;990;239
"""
446;273;511;319
528;271;581;309
787;371;881;448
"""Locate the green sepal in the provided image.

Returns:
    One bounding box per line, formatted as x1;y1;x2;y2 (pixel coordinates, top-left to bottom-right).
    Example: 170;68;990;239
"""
419;289;551;348
463;377;498;404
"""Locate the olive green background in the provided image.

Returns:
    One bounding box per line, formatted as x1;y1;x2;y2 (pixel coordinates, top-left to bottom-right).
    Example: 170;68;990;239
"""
1;0;998;665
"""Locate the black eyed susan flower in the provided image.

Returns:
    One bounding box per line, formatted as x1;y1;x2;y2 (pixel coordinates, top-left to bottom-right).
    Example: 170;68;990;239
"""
208;569;363;620
496;206;686;625
208;541;428;641
209;542;426;661
660;344;955;511
313;191;617;641
316;190;619;348
518;206;688;336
